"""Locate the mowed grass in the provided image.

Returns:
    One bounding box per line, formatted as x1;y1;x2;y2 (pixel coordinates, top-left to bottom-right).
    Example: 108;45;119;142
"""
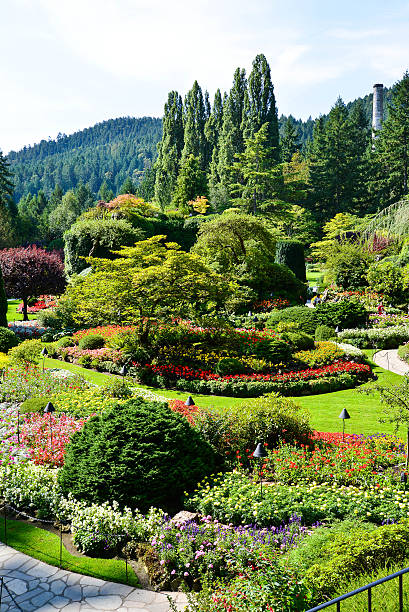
0;519;139;586
45;350;405;436
6;299;37;322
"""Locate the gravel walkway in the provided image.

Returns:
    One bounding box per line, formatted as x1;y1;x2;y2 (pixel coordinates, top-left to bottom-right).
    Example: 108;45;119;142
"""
373;349;409;376
0;543;188;611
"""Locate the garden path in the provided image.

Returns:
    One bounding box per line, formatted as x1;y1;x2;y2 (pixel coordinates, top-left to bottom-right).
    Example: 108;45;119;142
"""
0;543;187;611
373;349;409;376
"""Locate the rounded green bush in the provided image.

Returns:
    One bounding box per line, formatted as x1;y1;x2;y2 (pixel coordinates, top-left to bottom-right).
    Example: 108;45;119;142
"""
20;396;49;414
282;331;315;351
315;299;367;329
58;398;217;512
57;336;75;349
0;327;19;353
315;325;336;341
266;307;319;335
78;334;105;350
9;339;42;364
215;357;245;375
275;240;306;282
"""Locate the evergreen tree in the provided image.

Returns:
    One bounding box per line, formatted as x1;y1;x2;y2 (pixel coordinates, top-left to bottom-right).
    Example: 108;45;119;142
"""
242;54;280;163
0;150;15;215
372;72;409;205
154;91;184;209
119;176;137;195
347;100;371;213
181;81;207;168
75;182;95;211
206;89;224;192
0;264;7;328
99;180;114;202
172;155;207;214
49;184;63;209
217;68;247;186
137;165;156;201
229;123;285;216
308;98;358;220
281;117;301;162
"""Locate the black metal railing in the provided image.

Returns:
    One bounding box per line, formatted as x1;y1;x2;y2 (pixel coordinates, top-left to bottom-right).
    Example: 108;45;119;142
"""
306;566;409;612
0;576;24;610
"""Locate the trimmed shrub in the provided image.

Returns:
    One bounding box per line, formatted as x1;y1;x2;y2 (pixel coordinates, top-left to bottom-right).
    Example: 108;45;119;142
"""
78;334;105;350
398;343;409;364
0;327;19;352
315;299;368;329
20;396;49;414
315;325;336;341
282;331;315;351
56;336;75;349
266;307;319;335
275;240;306;282
215;358;245;375
58;398;217;512
36;309;60;329
339;326;409;349
8;339;42;364
251;337;292;363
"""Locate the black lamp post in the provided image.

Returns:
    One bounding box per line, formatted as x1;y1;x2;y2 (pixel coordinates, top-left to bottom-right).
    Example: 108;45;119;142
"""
44;401;55;446
119;365;128;378
338;408;351;442
185;396;195;407
253;442;268;499
253;316;259;323
41;347;48;372
16;407;20;444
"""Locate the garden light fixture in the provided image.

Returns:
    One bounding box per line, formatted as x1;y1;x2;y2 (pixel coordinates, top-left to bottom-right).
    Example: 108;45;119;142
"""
253;442;268;500
119;365;128;377
338;408;351;442
44;401;56;446
185;396;195;407
41;346;48;372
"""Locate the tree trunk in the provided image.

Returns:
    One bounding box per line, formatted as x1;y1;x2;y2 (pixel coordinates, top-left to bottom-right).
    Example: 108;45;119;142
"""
23;297;28;321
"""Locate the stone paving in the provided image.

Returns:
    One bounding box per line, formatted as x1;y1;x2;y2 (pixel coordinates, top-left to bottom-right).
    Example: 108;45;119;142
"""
0;544;188;611
373;349;409;376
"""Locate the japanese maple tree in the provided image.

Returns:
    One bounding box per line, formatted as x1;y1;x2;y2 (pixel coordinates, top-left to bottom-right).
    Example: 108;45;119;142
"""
0;245;65;320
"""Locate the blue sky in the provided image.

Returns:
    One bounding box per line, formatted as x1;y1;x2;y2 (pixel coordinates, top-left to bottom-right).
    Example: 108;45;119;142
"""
2;0;409;153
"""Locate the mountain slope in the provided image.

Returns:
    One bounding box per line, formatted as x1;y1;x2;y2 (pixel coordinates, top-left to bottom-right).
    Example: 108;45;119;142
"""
8;116;162;201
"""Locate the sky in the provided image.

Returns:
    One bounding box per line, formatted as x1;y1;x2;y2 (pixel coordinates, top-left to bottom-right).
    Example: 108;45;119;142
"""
2;0;409;153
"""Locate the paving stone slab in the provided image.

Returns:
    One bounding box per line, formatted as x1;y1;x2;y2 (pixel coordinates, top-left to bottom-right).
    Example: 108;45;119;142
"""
85;594;124;609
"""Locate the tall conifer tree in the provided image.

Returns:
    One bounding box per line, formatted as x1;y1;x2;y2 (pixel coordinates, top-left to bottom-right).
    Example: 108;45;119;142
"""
154;91;184;209
181;81;207;168
242;54;280;163
281;117;301;162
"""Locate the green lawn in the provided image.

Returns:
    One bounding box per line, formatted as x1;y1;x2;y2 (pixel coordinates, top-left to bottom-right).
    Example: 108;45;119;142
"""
0;519;139;586
7;299;37;322
45;352;405;436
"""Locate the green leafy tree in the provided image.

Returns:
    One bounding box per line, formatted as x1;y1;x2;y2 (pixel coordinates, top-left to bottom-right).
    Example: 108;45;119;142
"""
367;259;407;303
171;154;207;213
48;190;81;240
61;235;236;338
154;91;184;209
325;239;374;290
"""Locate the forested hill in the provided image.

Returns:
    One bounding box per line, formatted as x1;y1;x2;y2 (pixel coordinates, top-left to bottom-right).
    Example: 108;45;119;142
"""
8;116;162;201
7;86;392;201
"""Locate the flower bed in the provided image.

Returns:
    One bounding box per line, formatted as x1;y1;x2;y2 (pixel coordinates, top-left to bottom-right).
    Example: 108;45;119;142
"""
59;346;124;366
8;320;49;338
138;361;373;397
338;326;409;349
17;295;57;314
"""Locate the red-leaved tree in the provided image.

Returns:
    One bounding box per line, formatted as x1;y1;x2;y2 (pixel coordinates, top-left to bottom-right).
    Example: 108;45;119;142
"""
0;246;66;320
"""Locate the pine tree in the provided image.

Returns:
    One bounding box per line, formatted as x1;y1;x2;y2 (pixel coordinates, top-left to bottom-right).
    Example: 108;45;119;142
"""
242;54;280;163
0;150;15;215
347;100;371;213
154;91;184;209
206;89;224;191
372;71;409;205
99;180;114;202
281;117;301;162
119;176;137;195
75;182;95;211
172;154;207;214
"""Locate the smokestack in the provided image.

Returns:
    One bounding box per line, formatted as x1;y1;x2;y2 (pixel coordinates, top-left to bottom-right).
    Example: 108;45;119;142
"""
372;83;383;135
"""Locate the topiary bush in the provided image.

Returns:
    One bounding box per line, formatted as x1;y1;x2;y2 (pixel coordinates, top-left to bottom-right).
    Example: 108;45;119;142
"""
315;299;368;329
78;334;105;350
20;396;49;414
0;327;19;352
275;240;306;282
281;331;315;351
56;336;75;349
315;325;336;341
58;398;217;512
215;357;245;375
266;307;319;335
